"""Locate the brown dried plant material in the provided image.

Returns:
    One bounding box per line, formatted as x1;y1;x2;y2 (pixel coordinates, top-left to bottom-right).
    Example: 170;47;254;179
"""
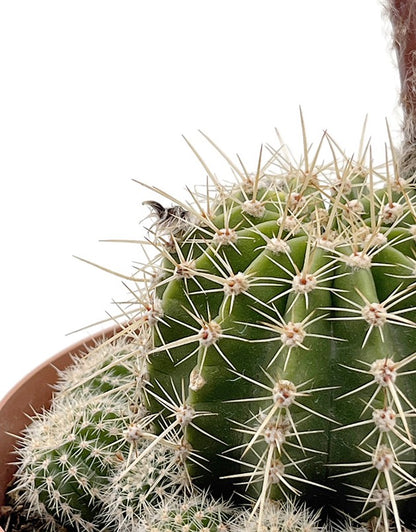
389;0;416;178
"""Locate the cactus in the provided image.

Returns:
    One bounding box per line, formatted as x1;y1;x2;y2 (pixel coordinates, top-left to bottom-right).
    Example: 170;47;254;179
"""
4;0;416;528
105;484;235;531
6;122;416;532
230;499;329;532
129;123;416;531
7;124;416;532
8;337;153;531
5;0;416;528
8;335;235;532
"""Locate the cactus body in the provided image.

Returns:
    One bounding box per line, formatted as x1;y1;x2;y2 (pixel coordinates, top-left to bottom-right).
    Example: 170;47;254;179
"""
143;135;416;530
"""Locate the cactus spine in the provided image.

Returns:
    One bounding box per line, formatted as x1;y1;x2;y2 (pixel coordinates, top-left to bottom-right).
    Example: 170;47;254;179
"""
7;124;416;532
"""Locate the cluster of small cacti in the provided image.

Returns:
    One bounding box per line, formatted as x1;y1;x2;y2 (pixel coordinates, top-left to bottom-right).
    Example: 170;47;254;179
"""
8;334;331;531
9;337;150;530
7;122;416;531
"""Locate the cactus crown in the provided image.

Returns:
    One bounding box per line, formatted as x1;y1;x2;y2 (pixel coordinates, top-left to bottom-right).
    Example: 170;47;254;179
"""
6;120;416;532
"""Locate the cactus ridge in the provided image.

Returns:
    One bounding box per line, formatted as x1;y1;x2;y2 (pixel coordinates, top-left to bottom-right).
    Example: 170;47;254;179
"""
8;123;416;531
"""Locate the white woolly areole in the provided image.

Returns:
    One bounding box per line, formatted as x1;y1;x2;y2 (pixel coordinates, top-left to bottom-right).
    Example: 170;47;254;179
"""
346;199;365;214
373;488;390;508
123;424;144;443
189;368;206;391
175;260;196;279
372;407;396;432
223;272;250;296
370;358;397;387
354;226;370;243
133;334;151;359
372;445;394;472
241;199;265;218
316;234;337;250
410;225;416;240
173;440;192;463
381;202;404;224
280;322;306;348
266;237;290;255
144;298;164;325
175;404;196;427
268;459;285;484
272;379;297;407
287;192;306;211
198;321;222;346
361;303;388;327
332;177;352;195
241;173;275;193
263;416;291;446
292;273;317;294
213;228;238;246
390;177;407;192
364;231;388;248
174;514;183;525
278;215;300;233
346;251;372;270
351;164;368;177
240;177;255;194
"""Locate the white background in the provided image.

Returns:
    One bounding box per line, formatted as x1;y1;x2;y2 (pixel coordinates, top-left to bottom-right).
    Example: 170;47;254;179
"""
0;1;403;398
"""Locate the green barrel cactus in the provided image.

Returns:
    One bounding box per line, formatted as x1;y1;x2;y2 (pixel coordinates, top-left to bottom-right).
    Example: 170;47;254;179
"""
136;129;416;531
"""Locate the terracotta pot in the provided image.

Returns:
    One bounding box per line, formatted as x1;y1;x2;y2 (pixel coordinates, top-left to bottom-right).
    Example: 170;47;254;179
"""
0;326;121;531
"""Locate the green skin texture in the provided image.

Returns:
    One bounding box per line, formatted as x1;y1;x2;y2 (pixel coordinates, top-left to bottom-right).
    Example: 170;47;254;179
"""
148;180;416;525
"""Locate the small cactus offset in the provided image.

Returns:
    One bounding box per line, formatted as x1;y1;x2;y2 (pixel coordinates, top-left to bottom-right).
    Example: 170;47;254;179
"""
7;120;416;532
9;337;150;531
